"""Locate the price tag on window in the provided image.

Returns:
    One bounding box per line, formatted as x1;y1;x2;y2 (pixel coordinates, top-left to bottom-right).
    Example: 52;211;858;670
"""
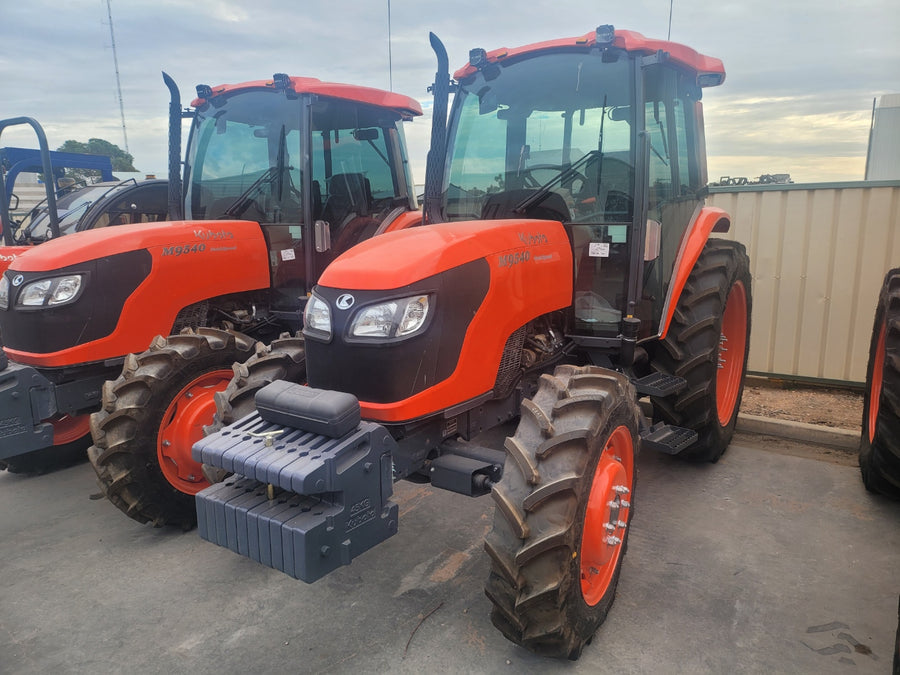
589;242;610;258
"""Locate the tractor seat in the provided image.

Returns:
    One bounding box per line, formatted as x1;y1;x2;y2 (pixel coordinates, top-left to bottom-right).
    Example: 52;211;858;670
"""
322;173;372;226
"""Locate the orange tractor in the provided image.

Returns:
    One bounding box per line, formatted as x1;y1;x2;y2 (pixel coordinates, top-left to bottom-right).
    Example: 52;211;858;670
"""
194;26;752;659
0;75;421;480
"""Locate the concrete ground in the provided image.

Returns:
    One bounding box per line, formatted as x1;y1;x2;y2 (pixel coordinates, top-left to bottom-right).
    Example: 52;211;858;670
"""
1;430;898;674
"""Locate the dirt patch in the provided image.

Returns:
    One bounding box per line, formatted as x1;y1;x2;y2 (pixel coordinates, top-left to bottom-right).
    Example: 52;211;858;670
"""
739;378;863;432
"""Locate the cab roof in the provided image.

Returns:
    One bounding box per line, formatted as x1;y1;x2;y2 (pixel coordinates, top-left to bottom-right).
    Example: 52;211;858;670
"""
454;26;725;87
191;76;423;119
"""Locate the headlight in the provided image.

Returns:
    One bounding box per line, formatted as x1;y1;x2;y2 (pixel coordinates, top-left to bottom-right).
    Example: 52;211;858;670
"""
18;274;84;307
350;295;430;339
0;275;8;310
303;293;332;340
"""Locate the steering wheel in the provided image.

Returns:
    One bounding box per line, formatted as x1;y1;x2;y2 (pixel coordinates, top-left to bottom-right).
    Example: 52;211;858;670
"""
521;164;588;192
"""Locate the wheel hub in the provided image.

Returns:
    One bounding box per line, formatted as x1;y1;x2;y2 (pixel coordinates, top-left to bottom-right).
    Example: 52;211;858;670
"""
580;424;634;607
868;320;886;443
157;369;233;495
716;280;748;426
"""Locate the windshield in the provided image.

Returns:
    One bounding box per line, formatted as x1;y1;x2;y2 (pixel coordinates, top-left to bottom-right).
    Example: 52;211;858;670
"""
185;90;303;223
184;90;412;235
24;184;121;241
445;52;635;225
445;52;638;338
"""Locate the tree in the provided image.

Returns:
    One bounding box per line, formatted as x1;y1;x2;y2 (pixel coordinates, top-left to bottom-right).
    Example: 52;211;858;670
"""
56;138;137;181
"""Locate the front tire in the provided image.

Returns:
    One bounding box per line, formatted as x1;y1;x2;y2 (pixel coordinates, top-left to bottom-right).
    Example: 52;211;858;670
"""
208;334;307;433
484;365;641;659
650;239;752;462
88;328;256;528
859;268;900;499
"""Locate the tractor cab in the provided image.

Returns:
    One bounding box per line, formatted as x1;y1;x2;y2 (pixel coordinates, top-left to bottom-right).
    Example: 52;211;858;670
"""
438;27;725;352
182;77;421;315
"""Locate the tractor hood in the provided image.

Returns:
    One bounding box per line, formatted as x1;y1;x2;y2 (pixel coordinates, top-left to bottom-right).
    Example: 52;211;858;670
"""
0;219;270;367
308;217;574;423
318;218;573;292
0;246;32;275
6;219;265;273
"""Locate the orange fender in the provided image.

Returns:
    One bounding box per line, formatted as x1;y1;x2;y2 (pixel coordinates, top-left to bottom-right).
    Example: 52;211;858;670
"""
658;206;730;340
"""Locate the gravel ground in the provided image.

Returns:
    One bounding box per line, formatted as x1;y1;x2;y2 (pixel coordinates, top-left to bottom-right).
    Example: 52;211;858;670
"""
739;378;864;431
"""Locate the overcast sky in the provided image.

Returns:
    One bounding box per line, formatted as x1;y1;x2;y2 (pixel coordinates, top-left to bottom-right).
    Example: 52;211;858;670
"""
1;0;897;184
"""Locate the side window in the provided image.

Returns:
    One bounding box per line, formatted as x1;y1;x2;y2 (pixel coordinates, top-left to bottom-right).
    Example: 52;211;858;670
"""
672;98;691;193
645;67;702;206
98;184;169;227
642;65;706;335
645;98;672;207
311;100;403;227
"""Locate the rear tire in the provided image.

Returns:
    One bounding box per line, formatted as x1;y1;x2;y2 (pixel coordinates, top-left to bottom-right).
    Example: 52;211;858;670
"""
88;328;256;528
859;268;900;499
650;239;752;462
484;365;641;659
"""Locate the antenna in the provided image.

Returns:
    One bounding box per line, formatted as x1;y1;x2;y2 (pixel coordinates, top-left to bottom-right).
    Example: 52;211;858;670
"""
105;0;129;154
667;0;674;40
387;0;393;91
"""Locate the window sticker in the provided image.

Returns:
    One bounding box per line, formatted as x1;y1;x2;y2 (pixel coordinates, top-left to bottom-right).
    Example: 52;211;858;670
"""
589;242;610;258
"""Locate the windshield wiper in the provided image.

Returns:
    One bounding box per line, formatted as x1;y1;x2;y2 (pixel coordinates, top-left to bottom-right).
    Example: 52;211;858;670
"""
514;150;600;214
224;127;289;219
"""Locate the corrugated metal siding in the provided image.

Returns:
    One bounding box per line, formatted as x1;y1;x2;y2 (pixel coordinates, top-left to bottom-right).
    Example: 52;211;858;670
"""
707;181;900;384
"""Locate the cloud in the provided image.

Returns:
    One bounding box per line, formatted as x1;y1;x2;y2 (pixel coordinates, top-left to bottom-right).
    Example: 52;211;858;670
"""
0;0;895;184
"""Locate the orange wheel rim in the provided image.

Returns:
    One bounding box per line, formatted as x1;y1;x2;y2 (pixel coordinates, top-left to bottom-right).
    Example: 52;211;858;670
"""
868;320;886;443
51;413;91;445
580;424;634;607
716;280;748;426
157;369;232;495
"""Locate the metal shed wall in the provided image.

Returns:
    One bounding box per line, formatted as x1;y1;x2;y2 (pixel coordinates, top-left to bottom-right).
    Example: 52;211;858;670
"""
866;94;900;181
706;180;900;385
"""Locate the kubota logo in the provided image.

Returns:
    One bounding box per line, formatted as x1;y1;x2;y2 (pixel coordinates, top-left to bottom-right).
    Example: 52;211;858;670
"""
336;294;355;310
12;274;24;287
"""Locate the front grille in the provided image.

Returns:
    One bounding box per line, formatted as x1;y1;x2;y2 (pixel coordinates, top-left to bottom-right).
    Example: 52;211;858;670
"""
494;326;526;395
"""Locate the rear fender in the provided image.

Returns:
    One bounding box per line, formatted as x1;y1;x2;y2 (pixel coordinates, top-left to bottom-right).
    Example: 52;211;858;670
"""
380;209;422;234
657;206;730;340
